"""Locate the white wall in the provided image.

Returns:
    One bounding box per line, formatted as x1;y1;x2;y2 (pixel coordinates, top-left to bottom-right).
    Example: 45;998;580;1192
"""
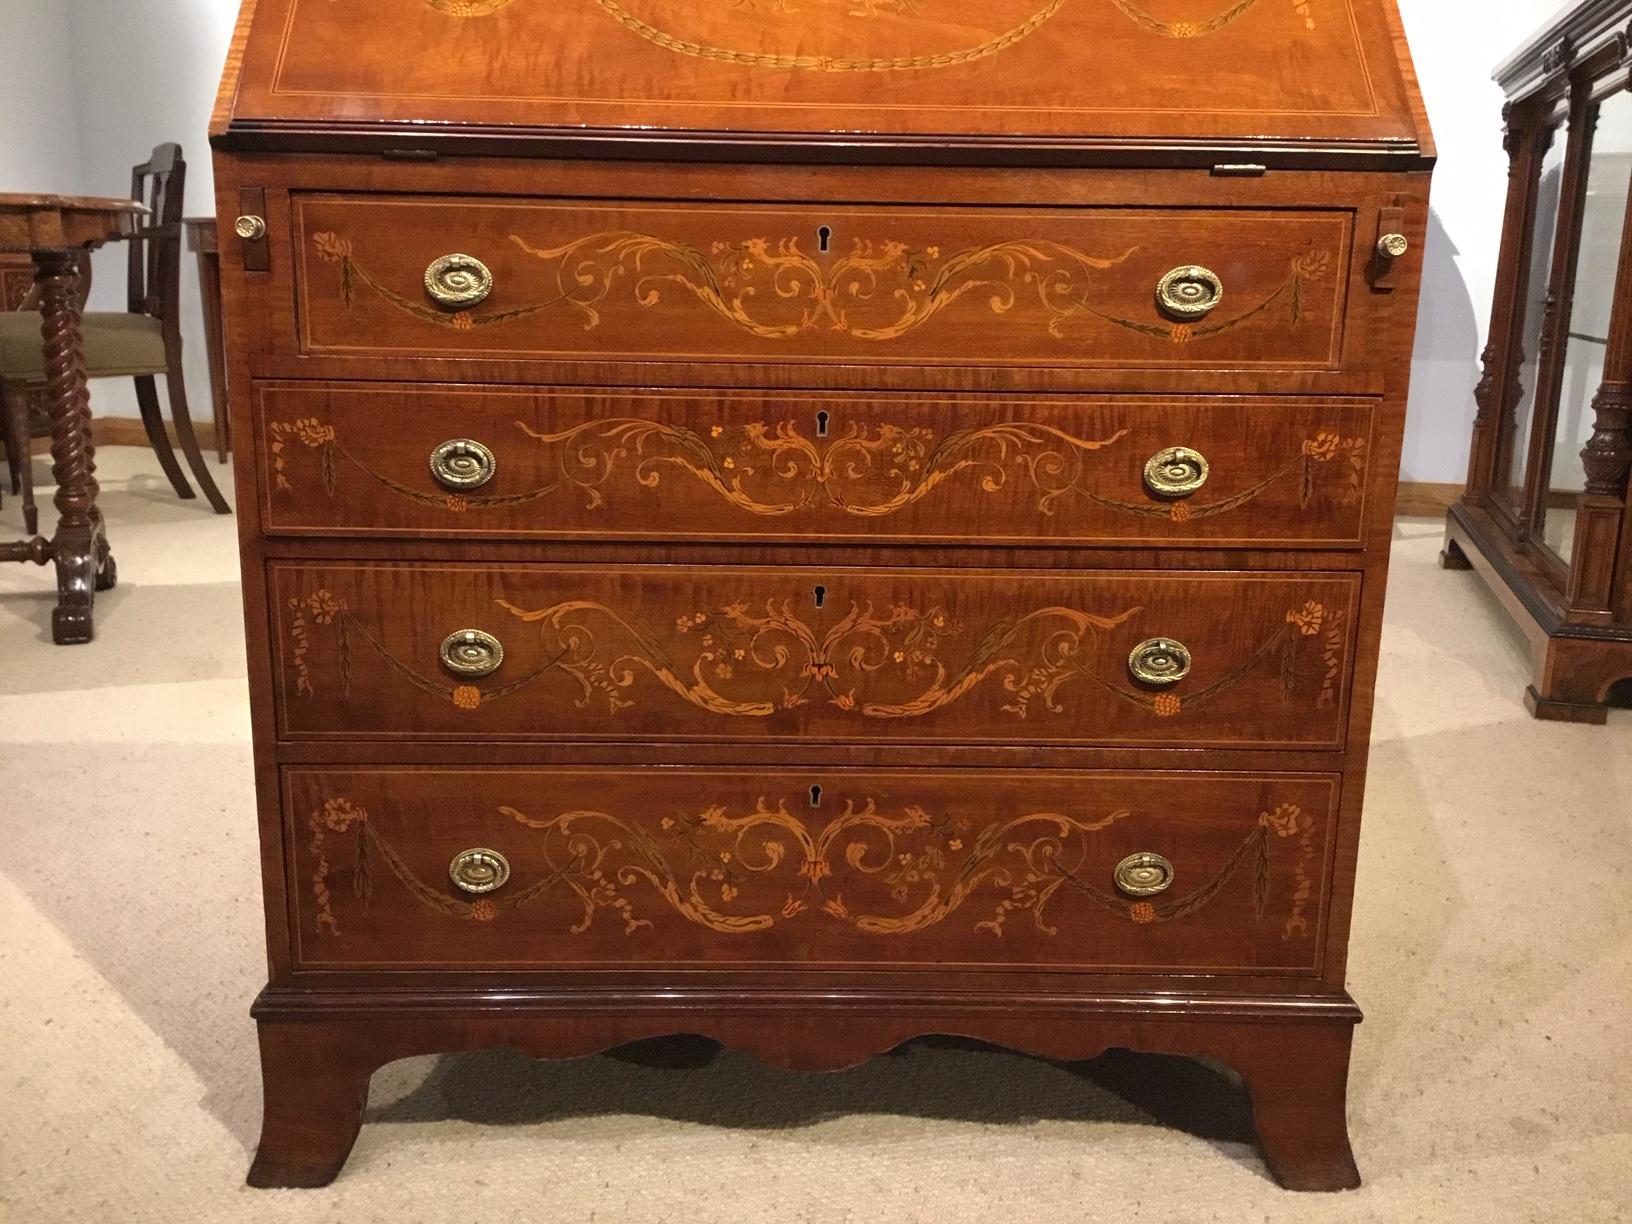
1396;0;1572;483
0;0;1583;486
0;0;85;196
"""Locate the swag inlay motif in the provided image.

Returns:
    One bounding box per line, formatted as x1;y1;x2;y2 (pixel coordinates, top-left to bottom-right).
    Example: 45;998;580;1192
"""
306;793;1320;940
413;0;1318;60
311;230;1331;348
285;588;1348;720
268;414;1367;522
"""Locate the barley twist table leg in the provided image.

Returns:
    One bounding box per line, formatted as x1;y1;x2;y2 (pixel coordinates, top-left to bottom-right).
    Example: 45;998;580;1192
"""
35;248;112;644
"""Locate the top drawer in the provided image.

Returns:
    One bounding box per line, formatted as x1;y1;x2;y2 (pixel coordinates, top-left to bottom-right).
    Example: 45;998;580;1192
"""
290;195;1353;370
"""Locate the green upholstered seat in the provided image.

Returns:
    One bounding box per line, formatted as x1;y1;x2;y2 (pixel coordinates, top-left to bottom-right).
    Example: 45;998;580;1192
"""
0;311;166;382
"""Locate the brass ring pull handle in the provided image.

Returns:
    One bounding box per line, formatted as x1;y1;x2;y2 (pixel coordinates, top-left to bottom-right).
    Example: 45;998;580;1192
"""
439;629;504;678
1128;637;1192;686
449;847;510;895
1156;265;1223;319
430;438;497;490
1114;851;1175;898
1143;446;1210;498
424;253;493;309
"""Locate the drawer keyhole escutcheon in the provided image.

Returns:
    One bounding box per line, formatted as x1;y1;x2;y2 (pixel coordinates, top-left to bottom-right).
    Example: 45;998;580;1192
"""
1128;637;1192;686
449;848;511;895
424;252;494;309
818;225;833;253
1155;265;1223;319
1114;852;1175;898
816;410;830;438
814;585;827;609
439;629;505;678
810;784;823;808
1143;446;1209;499
430;438;497;490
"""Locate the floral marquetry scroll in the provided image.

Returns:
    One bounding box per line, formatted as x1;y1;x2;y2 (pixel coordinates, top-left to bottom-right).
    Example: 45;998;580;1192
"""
266;412;1367;525
310;227;1332;350
303;792;1321;944
281;583;1350;731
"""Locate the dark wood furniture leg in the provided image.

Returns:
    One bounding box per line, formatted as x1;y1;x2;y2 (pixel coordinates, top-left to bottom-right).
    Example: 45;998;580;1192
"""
164;349;231;513
248;1019;379;1189
35;249;113;644
196;244;230;463
1227;1022;1361;1192
1;382;35;537
133;372;194;499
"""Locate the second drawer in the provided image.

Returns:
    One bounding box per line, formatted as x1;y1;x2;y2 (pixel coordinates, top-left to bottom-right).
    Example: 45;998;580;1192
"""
271;563;1360;748
256;384;1378;549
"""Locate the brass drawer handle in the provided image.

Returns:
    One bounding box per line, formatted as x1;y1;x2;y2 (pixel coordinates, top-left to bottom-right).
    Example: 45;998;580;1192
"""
1156;265;1223;319
449;847;510;894
430;438;497;490
1129;637;1191;686
440;628;504;678
1143;446;1209;498
1114;851;1174;897
233;215;266;241
424;253;493;309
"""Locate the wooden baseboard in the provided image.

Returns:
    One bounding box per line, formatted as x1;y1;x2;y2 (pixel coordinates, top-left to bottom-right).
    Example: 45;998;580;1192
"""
8;417;223;455
8;424;1470;517
1393;480;1464;517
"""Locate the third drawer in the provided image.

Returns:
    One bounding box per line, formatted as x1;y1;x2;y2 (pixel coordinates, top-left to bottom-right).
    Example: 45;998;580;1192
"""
255;384;1379;549
271;563;1360;748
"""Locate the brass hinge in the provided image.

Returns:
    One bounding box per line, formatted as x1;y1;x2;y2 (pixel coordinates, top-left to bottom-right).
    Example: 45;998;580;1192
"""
1211;163;1268;177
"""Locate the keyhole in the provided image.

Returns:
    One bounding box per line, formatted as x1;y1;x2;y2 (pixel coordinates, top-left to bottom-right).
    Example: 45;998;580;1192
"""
817;225;832;253
813;585;827;609
816;410;830;438
810;784;822;808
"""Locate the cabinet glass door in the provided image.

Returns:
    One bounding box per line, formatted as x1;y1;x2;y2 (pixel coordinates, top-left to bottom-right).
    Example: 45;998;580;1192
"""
1542;90;1632;563
1503;123;1569;513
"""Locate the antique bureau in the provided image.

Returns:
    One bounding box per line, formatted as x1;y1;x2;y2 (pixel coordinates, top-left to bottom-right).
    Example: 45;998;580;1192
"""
212;0;1432;1191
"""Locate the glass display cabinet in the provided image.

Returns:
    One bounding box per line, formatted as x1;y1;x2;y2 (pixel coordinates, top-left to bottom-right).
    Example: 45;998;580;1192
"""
1445;0;1632;722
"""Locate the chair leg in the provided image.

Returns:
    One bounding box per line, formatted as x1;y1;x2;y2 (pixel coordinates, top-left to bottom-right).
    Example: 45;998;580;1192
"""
2;385;39;537
134;374;194;500
163;361;231;514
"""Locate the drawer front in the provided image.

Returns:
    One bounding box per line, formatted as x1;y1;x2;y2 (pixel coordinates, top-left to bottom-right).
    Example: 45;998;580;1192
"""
287;767;1337;974
258;384;1377;548
272;564;1359;748
292;196;1352;369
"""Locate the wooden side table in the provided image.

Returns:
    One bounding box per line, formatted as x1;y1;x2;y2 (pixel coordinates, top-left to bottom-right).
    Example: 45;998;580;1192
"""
184;217;230;463
0;193;146;644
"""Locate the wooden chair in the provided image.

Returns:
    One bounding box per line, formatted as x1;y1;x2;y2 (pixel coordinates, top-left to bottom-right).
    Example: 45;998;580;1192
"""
0;144;230;534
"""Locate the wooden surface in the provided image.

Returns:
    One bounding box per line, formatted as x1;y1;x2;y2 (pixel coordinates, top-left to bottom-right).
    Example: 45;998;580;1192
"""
215;0;1433;1192
186;217;232;462
216;0;1427;161
1450;0;1632;722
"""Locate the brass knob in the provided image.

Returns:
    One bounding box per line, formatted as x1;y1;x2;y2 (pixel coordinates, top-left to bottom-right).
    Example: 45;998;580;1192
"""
439;629;504;678
1377;233;1409;259
449;847;510;894
1156;265;1223;319
430;438;497;490
424;253;493;309
234;215;266;241
1129;637;1192;686
1114;852;1175;897
1143;446;1209;498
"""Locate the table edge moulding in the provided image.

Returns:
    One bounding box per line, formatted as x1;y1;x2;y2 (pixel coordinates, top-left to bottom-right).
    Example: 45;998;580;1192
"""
210;0;1434;1193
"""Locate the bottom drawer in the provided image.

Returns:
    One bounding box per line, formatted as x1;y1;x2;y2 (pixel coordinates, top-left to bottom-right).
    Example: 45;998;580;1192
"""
288;768;1336;975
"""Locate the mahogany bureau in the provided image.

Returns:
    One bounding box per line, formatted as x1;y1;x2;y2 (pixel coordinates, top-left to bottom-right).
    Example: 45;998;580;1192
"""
212;0;1433;1191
